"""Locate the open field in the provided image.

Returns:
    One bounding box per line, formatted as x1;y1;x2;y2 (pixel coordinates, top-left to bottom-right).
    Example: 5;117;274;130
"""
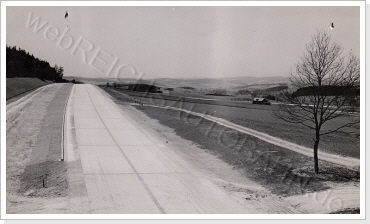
104;88;360;159
112;89;255;107
6;78;49;100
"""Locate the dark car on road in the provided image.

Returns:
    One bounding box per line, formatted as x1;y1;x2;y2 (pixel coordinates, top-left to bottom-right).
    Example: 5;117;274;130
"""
252;98;271;105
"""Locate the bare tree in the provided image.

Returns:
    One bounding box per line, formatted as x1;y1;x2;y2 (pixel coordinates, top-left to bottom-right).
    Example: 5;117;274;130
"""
273;30;360;173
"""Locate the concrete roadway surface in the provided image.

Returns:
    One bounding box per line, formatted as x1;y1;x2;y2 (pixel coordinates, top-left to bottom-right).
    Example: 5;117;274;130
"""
65;84;299;214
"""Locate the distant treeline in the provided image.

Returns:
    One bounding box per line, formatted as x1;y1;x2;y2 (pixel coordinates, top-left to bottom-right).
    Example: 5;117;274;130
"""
179;86;195;90
264;86;288;92
106;82;162;93
6;46;69;82
237;85;288;99
292;85;360;97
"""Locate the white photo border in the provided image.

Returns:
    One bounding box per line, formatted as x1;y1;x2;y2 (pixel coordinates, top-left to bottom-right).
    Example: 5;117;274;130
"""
1;0;366;220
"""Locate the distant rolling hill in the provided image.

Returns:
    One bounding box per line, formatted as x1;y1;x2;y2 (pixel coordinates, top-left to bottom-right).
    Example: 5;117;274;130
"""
65;76;289;91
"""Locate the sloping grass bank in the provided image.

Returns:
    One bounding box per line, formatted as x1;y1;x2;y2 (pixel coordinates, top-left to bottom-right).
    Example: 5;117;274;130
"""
6;78;48;100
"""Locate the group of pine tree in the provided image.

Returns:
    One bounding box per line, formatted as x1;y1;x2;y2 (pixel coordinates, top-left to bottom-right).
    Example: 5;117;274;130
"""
6;46;70;82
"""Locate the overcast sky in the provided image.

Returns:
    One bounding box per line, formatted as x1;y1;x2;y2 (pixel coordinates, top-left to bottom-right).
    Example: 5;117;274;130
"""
7;6;360;80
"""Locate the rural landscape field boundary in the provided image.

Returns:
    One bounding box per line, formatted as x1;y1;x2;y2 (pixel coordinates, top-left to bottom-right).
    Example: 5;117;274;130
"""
141;104;360;170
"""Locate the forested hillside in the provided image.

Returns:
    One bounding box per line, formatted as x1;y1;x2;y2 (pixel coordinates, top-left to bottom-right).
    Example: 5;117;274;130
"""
6;46;68;82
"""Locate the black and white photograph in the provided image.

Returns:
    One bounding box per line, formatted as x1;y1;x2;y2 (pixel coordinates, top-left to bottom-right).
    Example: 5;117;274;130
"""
1;1;365;219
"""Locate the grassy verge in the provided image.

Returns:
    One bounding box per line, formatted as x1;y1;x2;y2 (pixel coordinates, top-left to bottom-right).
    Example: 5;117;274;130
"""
6;78;48;100
103;87;359;196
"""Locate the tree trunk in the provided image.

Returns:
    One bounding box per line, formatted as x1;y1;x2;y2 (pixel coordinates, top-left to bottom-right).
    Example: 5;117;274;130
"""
313;138;320;173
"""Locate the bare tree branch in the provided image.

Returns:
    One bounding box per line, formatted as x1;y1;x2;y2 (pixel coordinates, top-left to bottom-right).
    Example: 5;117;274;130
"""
274;30;360;173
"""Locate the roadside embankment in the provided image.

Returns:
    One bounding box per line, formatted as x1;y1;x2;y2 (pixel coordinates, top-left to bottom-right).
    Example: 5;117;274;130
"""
6;77;49;100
